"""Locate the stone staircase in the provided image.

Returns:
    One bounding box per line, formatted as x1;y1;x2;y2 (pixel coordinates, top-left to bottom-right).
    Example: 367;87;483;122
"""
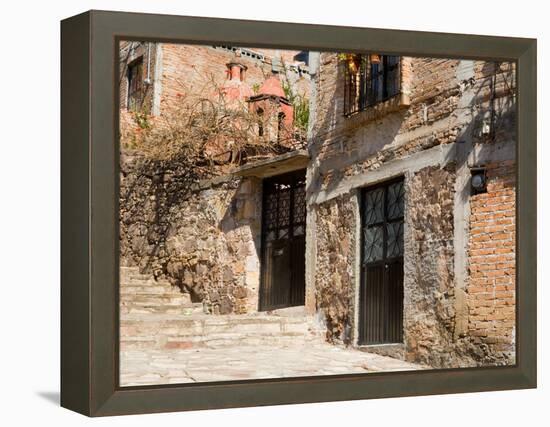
120;266;204;315
120;266;324;351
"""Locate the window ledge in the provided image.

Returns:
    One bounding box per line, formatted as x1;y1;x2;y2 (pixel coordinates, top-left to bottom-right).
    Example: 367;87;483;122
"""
345;92;410;124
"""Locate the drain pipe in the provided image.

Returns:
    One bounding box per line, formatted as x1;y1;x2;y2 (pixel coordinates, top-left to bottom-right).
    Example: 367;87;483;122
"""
144;42;152;85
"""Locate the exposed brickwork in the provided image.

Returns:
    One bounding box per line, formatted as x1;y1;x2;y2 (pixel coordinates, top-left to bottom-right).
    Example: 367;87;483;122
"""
467;160;516;363
310;55;459;170
119;41;157;112
119;43;310;119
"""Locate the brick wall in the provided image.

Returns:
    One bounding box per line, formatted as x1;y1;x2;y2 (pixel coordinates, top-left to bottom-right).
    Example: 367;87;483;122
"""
119;42;311;155
467;160;516;363
310;54;460;174
119;43;310;118
119;41;157;112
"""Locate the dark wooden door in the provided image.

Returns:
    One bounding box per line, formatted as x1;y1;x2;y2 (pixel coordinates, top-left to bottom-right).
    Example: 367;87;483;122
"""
359;178;405;345
260;170;306;311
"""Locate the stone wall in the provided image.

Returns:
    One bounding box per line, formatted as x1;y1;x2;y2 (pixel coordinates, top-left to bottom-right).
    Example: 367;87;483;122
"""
308;53;517;367
404;164;460;367
313;194;357;344
120;151;262;315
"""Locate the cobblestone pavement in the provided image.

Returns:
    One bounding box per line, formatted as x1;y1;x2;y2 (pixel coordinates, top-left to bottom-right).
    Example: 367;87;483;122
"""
120;342;425;386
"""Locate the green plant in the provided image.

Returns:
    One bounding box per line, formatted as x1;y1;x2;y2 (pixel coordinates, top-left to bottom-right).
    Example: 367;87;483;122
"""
282;79;310;134
133;110;151;129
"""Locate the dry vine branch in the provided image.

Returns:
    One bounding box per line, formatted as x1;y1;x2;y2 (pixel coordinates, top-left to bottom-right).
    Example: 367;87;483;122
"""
121;72;304;182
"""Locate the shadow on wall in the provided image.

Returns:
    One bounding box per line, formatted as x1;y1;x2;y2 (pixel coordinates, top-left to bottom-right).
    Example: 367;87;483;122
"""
442;61;516;172
120;159;263;314
308;58;516;197
119;151;207;277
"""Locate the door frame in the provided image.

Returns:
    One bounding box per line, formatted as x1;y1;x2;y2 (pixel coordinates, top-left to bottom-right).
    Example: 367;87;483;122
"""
258;169;307;311
357;176;405;346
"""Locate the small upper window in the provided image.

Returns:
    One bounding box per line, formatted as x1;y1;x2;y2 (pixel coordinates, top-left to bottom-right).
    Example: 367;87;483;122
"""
277;112;286;142
257;108;264;137
127;58;144;112
343;54;401;116
293;51;309;66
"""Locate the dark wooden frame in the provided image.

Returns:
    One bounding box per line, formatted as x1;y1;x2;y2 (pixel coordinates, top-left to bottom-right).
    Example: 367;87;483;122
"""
61;10;537;416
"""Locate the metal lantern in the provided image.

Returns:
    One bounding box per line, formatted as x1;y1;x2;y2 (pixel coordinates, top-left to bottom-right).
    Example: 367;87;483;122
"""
370;53;381;64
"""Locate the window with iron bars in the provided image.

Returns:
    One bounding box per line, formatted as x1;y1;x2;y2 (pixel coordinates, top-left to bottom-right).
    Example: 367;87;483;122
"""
344;55;401;116
127;57;144;112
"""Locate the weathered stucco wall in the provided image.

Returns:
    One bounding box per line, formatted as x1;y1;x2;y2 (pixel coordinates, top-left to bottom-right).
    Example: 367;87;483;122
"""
120;151;262;314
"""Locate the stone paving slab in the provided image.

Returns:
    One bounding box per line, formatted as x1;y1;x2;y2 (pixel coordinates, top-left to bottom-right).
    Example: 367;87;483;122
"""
120;341;425;386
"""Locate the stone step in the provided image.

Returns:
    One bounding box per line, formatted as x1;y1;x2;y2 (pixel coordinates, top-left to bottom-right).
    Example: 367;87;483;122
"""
121;303;204;316
120;294;191;304
122;313;315;325
120;286;177;296
120;333;321;350
120;279;174;288
118;267;325;351
121;307;203;316
120;329;317;344
120;313;323;350
120;266;168;283
121;319;313;335
120;266;140;273
119;266;195;315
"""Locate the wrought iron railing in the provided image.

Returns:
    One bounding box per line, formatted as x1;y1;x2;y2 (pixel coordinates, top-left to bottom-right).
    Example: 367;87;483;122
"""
344;55;401;116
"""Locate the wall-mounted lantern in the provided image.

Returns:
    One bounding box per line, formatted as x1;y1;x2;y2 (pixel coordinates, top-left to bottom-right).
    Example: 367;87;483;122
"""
370;54;381;64
470;167;487;194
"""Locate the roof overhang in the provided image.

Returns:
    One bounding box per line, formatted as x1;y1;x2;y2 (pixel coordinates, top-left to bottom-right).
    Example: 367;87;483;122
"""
233;149;310;178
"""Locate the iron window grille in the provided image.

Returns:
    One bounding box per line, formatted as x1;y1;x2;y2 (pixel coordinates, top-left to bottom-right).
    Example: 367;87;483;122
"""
344;55;401;116
127;57;144;112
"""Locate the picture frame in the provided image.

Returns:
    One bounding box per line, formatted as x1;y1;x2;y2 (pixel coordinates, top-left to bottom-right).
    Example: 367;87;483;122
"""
60;10;537;416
